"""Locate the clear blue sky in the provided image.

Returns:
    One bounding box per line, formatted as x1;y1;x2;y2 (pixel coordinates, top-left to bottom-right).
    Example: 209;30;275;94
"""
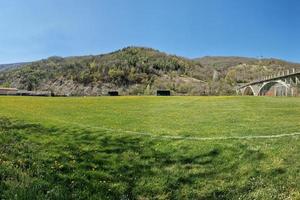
0;0;299;64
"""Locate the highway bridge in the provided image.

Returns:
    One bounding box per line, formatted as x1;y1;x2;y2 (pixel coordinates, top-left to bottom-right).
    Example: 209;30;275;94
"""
237;69;300;96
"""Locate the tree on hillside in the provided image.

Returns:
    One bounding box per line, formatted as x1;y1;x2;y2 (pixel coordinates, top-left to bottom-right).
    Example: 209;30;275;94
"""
225;69;237;86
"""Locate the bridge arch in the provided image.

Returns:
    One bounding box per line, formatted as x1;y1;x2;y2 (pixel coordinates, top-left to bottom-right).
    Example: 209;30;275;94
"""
243;86;255;96
258;80;290;96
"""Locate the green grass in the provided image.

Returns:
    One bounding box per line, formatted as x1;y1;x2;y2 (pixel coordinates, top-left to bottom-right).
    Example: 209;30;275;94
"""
0;96;299;199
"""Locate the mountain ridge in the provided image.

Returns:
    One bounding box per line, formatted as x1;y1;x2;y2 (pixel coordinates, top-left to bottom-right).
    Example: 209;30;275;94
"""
1;47;299;96
0;62;30;72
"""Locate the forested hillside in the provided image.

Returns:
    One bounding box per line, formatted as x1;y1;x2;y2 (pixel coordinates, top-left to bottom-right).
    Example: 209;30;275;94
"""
196;56;300;84
1;47;299;96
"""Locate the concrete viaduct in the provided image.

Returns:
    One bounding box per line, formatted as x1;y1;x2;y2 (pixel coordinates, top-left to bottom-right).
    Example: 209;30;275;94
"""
237;69;300;96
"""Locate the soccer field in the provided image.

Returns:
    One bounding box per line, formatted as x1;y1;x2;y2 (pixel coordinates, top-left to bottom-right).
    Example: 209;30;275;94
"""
0;96;299;199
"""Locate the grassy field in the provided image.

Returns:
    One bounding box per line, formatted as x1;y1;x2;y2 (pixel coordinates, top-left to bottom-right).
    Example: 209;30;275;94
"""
0;96;299;199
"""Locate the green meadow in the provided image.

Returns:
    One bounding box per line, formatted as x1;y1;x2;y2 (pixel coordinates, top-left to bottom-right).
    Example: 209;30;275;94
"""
0;96;299;199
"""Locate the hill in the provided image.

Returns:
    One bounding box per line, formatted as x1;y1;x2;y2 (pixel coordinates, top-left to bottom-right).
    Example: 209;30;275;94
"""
0;47;213;96
195;56;257;69
1;47;300;96
0;62;29;72
196;56;300;86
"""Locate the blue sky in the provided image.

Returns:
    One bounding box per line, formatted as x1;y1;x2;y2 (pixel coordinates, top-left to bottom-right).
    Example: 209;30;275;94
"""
0;0;299;64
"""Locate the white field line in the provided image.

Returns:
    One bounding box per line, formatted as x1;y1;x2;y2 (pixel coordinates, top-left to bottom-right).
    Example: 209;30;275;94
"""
55;120;300;141
99;129;300;141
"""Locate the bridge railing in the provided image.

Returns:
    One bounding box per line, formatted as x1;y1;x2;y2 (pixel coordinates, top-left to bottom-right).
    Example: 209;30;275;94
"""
239;68;300;89
251;68;300;83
